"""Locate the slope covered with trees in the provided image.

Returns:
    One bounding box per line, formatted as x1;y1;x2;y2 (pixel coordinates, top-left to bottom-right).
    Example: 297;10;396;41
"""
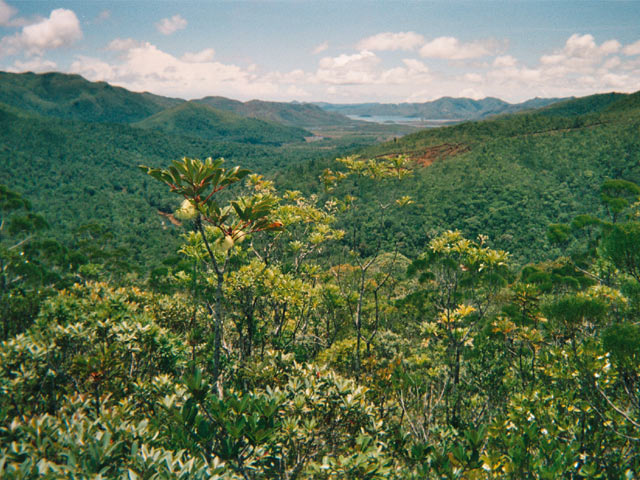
134;101;311;145
0;71;183;123
316;96;565;120
0;100;352;268
196;97;357;128
280;90;640;264
1;150;639;477
2;74;640;477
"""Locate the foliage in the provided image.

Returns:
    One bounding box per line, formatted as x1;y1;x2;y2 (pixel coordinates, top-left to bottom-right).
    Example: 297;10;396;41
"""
4;79;640;478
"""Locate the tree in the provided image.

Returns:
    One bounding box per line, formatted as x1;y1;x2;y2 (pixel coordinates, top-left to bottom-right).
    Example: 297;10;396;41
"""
406;231;509;428
322;155;412;374
141;157;283;388
0;185;51;339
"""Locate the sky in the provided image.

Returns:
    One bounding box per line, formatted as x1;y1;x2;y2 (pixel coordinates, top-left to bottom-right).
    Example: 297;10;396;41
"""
1;0;639;103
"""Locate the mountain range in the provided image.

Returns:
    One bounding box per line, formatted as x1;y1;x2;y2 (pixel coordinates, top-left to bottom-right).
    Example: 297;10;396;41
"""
2;70;639;266
314;96;566;120
0;71;566;131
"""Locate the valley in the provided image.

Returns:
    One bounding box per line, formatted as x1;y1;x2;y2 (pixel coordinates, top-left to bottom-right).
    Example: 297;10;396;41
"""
1;71;640;478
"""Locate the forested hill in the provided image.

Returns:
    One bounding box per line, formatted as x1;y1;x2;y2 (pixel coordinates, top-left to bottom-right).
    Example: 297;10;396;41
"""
315;96;565;120
0;71;357;131
3;74;640;478
277;90;640;263
0;100;344;267
0;72;415;270
133;101;311;144
196;96;357;128
0;71;183;123
1;70;638;268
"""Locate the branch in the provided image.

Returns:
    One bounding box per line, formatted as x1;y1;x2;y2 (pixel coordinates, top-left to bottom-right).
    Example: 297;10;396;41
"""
595;381;640;429
196;215;221;277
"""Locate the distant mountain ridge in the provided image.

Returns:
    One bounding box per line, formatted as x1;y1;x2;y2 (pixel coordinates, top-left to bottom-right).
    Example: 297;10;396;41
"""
195;97;356;128
0;71;567;131
0;71;183;123
1;68;638;268
134;101;310;144
315;96;567;120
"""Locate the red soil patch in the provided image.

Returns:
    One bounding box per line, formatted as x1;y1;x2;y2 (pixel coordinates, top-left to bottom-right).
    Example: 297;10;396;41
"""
377;143;470;168
411;143;470;167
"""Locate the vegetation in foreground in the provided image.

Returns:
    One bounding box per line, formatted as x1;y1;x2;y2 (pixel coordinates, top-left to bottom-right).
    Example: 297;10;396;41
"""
1;152;639;478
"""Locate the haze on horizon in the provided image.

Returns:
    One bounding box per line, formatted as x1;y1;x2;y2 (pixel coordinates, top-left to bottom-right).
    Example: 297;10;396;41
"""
1;0;639;104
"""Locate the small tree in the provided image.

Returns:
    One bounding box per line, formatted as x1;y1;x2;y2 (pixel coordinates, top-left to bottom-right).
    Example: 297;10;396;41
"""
141;157;282;387
323;155;412;374
0;185;51;338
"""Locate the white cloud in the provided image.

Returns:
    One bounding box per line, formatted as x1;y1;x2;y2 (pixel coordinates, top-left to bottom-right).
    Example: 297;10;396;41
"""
601;56;621;70
9;57;57;72
0;8;82;56
464;72;483;83
419;36;496;60
316;50;381;85
0;0;16;26
600;72;631;88
156;14;187;35
182;48;215;63
541;34;619;66
107;37;142;51
70;41;279;100
459;87;485;100
71;55;116;80
493;55;517;68
402;58;429;73
5;19;634;105
312;41;328;54
286;85;310;98
623;40;640;56
478;33;640;102
357;31;424;51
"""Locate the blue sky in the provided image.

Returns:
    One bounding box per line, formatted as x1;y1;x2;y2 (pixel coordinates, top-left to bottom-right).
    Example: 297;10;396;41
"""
1;1;639;103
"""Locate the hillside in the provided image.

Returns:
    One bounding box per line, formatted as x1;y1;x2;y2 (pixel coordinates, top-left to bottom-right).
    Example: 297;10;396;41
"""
316;96;565;120
277;90;640;263
3;77;640;479
0;101;353;268
2;72;638;268
536;92;626;118
0;71;183;123
196;96;356;128
134;101;311;145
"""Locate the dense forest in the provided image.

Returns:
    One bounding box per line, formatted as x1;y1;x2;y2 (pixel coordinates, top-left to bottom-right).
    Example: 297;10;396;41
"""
1;73;639;478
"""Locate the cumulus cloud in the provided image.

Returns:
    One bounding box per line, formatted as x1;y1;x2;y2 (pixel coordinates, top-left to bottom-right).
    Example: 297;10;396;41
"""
540;34;620;68
107;37;142;51
623;40;640;56
459;87;485;100
181;48;215;63
0;0;16;26
402;58;429;73
464;73;483;83
0;8;82;56
479;33;640;101
600;72;631;88
312;41;328;54
316;50;381;84
71;55;116;80
357;31;425;51
70;41;279;99
156;14;187;35
419;36;496;60
9;57;57;72
493;55;517;68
